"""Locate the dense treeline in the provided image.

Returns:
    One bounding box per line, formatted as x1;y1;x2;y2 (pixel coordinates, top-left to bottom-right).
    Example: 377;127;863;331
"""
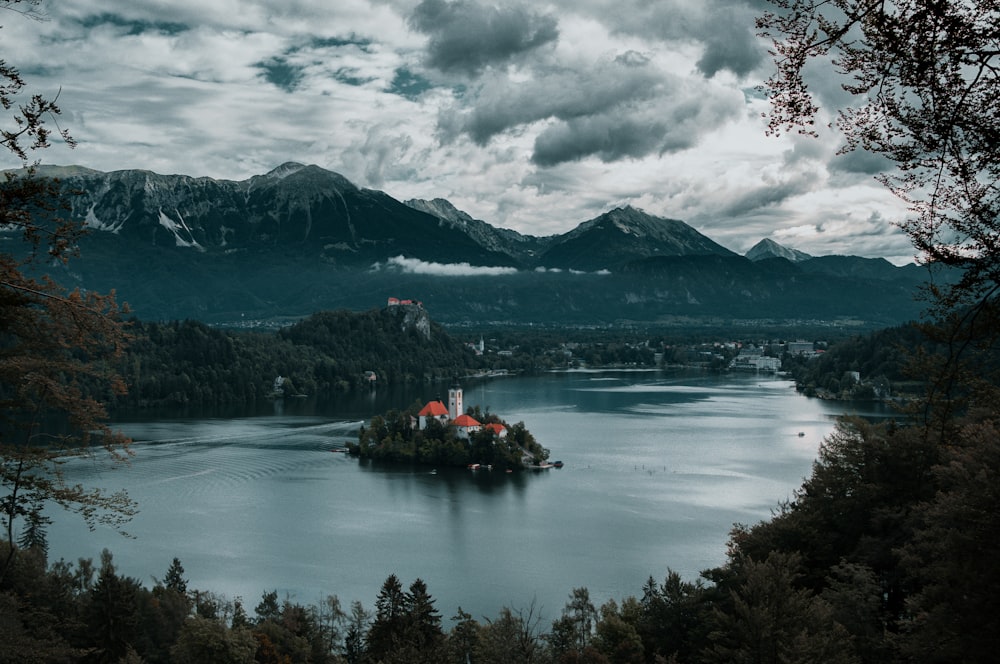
114;313;678;410
4;410;998;662
786;324;934;400
352;404;548;469
115;308;484;408
116;306;879;413
279;309;483;387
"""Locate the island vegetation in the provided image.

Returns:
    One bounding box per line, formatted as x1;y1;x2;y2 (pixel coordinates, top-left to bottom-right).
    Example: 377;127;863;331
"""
351;403;549;470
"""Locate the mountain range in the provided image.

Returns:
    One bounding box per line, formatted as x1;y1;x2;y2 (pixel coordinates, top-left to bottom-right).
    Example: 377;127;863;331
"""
11;162;940;328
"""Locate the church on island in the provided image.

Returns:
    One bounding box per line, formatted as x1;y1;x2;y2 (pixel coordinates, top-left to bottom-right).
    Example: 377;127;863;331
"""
353;376;552;470
414;381;507;440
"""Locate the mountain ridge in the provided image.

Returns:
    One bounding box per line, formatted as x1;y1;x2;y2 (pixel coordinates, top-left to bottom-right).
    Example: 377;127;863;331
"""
8;163;938;327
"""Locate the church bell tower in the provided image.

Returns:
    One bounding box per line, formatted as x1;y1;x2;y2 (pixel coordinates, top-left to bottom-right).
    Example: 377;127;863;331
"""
448;380;463;420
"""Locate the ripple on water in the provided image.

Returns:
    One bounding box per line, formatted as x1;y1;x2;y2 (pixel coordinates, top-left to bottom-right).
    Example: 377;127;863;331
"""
88;419;358;500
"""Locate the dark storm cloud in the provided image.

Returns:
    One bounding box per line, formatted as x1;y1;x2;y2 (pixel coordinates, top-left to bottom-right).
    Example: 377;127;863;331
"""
829;148;893;175
598;1;768;79
695;3;766;77
438;51;665;145
715;171;818;218
409;0;559;75
854;211;900;238
437;46;744;165
531;95;737;166
532;115;671;165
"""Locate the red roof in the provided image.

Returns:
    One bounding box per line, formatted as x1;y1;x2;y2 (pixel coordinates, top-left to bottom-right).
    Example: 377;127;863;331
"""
452;414;481;427
485;423;507;434
418;401;448;417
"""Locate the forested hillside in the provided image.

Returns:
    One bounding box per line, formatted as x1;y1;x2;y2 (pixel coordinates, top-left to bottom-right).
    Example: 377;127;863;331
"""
118;307;482;408
786;324;934;400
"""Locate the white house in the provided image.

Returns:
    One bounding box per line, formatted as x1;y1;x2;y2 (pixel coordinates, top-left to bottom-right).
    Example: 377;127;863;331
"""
452;413;482;439
417;400;449;429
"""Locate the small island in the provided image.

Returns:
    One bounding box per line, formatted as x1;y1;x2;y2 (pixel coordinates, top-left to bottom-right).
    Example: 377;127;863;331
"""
349;381;551;471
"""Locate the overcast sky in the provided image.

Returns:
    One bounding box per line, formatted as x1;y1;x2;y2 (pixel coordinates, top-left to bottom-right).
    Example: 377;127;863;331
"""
3;0;916;263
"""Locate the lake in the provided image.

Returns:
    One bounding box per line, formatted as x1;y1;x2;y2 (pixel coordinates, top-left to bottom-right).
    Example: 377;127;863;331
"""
46;369;876;622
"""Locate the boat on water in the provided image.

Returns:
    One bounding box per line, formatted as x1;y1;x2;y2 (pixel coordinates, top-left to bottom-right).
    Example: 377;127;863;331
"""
552;460;564;468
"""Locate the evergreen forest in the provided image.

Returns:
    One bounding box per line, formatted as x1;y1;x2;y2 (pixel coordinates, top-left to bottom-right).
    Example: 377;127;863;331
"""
116;309;485;408
110;313;668;410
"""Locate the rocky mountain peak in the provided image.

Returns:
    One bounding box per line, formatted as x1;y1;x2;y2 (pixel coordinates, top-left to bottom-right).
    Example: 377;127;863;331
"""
405;198;474;225
249;163;357;194
264;162;309;179
746;238;812;262
535;206;735;272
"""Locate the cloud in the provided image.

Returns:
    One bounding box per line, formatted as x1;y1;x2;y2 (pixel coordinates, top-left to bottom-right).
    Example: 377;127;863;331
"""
409;0;559;75
438;52;664;145
436;49;743;165
581;0;769;78
534;266;612;275
532;84;742;165
695;3;768;77
0;0;915;263
713;171;820;219
372;255;520;276
358;126;417;186
829;148;894;176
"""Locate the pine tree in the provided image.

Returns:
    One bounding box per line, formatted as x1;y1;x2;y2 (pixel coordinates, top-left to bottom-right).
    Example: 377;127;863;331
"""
15;501;50;556
366;574;406;659
400;578;445;663
163;557;188;594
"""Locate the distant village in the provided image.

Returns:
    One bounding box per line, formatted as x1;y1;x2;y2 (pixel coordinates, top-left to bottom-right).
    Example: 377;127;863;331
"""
382;295;892;405
383;295;826;377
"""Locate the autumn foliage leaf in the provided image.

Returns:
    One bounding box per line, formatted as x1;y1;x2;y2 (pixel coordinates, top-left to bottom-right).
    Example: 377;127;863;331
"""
0;0;133;582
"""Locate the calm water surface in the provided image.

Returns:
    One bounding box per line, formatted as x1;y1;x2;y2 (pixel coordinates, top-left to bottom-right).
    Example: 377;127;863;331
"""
47;370;872;621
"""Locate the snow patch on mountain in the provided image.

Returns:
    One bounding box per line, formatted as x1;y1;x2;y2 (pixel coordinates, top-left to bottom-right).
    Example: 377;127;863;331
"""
158;209;204;251
84;204;123;233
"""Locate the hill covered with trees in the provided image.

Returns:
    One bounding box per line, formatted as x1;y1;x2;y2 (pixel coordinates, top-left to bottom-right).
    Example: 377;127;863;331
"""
116;305;484;408
785;324;933;401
